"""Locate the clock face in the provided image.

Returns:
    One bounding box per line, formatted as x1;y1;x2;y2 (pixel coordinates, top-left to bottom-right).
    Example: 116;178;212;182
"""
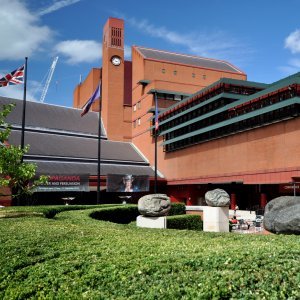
111;56;121;66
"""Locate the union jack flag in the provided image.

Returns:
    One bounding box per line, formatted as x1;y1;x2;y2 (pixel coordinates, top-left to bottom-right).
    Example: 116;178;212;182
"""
0;64;25;87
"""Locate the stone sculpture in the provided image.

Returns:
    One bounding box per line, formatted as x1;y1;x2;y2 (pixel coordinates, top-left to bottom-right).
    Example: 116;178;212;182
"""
138;194;171;217
263;196;300;234
205;188;230;207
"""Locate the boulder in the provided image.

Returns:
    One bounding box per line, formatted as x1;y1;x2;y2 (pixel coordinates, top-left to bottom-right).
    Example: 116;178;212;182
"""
205;189;230;207
138;194;171;217
263;196;300;234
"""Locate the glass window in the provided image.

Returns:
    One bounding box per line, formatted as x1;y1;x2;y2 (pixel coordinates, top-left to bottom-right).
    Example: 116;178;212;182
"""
133;104;137;111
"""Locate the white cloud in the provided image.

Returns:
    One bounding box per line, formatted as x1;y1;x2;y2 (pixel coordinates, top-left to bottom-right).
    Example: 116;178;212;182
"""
0;82;39;102
126;17;245;60
37;0;81;16
285;29;300;54
0;0;53;60
54;40;102;64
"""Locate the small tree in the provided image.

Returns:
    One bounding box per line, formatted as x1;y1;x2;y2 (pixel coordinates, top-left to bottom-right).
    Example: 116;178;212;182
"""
0;103;47;199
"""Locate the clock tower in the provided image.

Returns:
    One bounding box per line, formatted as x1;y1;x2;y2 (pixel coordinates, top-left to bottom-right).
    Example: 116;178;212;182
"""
102;17;131;141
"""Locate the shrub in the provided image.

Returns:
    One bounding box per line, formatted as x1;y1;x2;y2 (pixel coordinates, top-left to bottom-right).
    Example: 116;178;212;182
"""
0;206;299;299
41;205;102;219
167;214;203;230
90;205;139;224
168;202;186;216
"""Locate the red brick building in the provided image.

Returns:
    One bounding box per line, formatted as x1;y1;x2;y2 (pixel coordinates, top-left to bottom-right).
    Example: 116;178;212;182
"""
54;17;300;209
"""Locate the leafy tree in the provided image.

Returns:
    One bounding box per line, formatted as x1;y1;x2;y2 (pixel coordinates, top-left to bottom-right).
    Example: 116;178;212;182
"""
0;103;48;198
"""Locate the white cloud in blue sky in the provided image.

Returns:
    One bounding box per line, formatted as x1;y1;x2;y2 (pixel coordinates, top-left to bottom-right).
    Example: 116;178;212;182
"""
280;29;300;74
285;29;300;54
1;0;300;106
123;16;250;62
37;0;82;16
54;40;102;65
0;0;53;60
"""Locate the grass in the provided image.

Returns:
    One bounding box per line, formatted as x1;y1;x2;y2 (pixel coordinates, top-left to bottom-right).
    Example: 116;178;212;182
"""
0;205;299;299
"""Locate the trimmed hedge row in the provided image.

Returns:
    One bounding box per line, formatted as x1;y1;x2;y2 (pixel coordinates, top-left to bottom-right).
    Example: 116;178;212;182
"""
0;205;113;219
167;214;203;231
168;202;186;216
89;203;186;224
90;205;140;224
39;205;105;219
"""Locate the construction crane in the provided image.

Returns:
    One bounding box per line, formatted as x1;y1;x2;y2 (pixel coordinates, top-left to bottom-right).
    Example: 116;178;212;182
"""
40;56;59;103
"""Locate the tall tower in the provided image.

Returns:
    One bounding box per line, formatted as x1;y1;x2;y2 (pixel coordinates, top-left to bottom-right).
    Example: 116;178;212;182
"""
102;18;130;141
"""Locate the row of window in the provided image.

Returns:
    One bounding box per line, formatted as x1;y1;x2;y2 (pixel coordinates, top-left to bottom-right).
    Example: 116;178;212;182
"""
163;87;296;138
165;104;299;152
159;84;261;122
133;118;141;128
159;97;234;134
161;69;207;79
133;101;141;112
160;86;299;151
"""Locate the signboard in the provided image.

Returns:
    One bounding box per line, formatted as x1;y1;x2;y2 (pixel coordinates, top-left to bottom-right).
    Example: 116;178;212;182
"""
279;183;300;194
35;175;90;192
107;174;149;192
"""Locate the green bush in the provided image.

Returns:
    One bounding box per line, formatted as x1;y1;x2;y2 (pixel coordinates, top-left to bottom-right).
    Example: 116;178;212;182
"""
168;202;186;216
0;206;299;299
90;205;139;224
167;214;203;230
41;205;102;219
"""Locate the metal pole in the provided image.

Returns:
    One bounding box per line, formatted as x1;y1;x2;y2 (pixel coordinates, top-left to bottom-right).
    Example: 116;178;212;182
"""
97;83;102;204
154;92;158;193
21;57;28;162
293;182;296;197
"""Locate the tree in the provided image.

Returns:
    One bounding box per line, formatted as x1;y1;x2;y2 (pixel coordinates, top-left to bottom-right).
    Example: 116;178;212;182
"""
0;103;48;198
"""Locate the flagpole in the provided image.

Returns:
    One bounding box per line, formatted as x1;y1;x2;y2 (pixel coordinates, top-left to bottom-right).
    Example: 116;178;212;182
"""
154;92;158;193
97;82;102;204
21;57;28;161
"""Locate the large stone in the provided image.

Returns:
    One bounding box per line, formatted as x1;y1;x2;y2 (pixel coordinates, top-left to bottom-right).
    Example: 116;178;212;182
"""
263;196;300;234
205;189;230;207
138;194;171;217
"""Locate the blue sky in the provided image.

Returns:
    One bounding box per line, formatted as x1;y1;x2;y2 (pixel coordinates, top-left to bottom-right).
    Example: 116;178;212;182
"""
1;0;300;107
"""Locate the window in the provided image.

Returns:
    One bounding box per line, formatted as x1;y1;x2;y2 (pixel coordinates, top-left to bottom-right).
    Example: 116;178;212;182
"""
138;118;141;126
133;120;137;128
137;101;141;109
173;70;177;75
192;73;195;78
162;69;166;74
203;74;206;80
133;104;137;111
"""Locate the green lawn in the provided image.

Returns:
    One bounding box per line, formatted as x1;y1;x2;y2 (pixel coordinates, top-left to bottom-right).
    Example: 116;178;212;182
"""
0;206;299;299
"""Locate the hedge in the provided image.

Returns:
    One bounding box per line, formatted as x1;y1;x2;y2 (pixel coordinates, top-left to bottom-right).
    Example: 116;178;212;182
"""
90;205;139;224
0;207;299;299
167;214;203;231
168;202;186;216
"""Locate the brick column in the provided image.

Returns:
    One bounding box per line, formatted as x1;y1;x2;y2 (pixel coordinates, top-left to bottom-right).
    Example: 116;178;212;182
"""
260;193;267;208
230;193;236;210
